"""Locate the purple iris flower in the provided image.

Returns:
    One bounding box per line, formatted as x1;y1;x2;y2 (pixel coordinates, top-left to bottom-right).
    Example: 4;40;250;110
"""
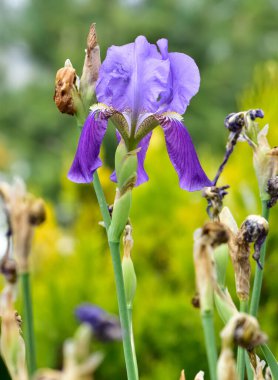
68;36;211;191
75;304;122;342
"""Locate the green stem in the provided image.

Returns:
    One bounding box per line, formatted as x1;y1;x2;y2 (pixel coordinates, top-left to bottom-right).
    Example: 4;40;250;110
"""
20;272;36;375
237;299;249;380
260;344;278;380
91;175;138;379
92;172;111;230
249;200;270;317
109;242;138;380
128;307;139;379
201;311;217;380
245;351;254;380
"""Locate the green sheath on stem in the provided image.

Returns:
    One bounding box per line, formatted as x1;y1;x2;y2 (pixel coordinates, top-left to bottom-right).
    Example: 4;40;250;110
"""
201;311;217;380
20;272;36;375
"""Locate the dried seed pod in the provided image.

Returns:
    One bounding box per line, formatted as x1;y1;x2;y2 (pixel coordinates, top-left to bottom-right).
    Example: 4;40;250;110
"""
54;61;78;115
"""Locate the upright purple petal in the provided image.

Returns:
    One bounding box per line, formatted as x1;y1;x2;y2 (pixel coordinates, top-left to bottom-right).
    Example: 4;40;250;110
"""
160;115;212;191
157;39;200;114
68;111;108;183
96;36;170;117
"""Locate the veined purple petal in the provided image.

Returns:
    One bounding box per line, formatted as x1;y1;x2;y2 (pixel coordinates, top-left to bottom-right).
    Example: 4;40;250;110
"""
68;111;109;183
160;115;212;191
110;132;152;186
157;39;200;114
96;36;170;117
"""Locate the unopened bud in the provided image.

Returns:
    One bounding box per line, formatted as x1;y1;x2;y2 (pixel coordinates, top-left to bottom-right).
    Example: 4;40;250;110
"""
108;190;131;242
122;256;137;307
115;141;138;193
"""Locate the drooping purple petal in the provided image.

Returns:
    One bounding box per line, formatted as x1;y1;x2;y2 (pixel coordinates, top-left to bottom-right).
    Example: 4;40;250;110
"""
157;39;200;115
96;36;170;117
110;132;152;186
76;304;122;342
68;111;109;183
160;115;212;191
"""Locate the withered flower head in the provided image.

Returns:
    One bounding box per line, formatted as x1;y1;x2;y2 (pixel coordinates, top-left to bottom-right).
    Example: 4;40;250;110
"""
202;185;229;220
194;222;229;312
220;208;268;300
221;313;267;351
0;178;46;273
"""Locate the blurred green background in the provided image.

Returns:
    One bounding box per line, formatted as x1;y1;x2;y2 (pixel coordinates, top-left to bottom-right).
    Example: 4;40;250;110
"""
0;0;278;379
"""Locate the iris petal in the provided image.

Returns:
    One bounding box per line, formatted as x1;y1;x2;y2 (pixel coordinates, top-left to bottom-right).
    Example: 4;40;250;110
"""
157;38;200;114
68;111;109;183
96;36;170;116
161;116;212;191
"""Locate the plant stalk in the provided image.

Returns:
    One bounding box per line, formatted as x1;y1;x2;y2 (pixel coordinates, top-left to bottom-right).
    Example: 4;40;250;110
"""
249;201;269;317
201;310;217;380
109;242;138;380
20;272;36;375
237;299;249;380
128;306;139;379
92;174;138;380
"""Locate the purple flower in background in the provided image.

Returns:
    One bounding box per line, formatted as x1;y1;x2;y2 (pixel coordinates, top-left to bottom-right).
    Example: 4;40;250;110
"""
68;36;211;191
76;304;122;342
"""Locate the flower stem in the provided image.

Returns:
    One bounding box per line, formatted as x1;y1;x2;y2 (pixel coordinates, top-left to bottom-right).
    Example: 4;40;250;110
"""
236;299;249;380
109;242;138;380
260;344;278;380
128;306;139;379
92;173;138;380
20;272;36;375
201;310;217;380
249;201;269;317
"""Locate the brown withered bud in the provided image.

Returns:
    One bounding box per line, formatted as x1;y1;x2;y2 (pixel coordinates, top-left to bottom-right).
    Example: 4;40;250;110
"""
194;222;229;312
0;257;17;284
221;313;267;351
0;179;46;273
267;175;278;208
54;61;78;115
80;23;101;107
202;185;229;221
239;215;269;269
29;198;46;226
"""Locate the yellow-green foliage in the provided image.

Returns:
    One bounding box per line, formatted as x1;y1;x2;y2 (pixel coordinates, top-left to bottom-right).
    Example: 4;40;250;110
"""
2;62;278;379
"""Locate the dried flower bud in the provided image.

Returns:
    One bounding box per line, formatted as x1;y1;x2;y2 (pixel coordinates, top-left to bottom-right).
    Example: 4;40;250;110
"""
54;60;79;115
29;198;46;226
267;175;278;208
221;313;267;351
80;23;101;109
239;215;269;269
0;257;17;284
265;366;273;380
194;222;229;312
253;125;278;200
179;369;186;380
251;356;266;380
202;185;229;220
0;179;46;273
179;370;204;380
